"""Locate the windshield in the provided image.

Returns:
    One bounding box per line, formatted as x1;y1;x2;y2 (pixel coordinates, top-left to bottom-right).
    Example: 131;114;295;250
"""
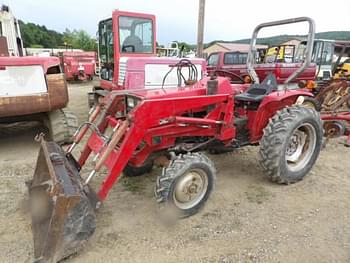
294;42;307;63
224;52;247;64
98;19;114;81
119;16;153;53
316;41;333;65
207;53;219;66
295;41;334;65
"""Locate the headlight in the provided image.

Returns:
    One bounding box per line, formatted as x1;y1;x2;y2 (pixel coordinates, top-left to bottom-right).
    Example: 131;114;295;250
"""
126;96;141;112
126;97;135;108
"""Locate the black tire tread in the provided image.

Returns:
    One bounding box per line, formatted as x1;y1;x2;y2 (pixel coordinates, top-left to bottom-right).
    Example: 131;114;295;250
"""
48;109;78;145
155;152;216;218
258;105;322;184
301;96;322;111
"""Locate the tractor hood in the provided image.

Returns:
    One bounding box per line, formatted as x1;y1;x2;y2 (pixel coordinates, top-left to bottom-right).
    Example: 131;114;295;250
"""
62;51;96;58
109;77;237;101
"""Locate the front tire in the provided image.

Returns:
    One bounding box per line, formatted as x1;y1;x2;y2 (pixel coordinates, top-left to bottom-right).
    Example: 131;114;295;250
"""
155;152;216;218
259;106;322;184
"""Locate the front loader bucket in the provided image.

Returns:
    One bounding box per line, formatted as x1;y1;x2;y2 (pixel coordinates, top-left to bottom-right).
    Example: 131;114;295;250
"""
28;139;96;262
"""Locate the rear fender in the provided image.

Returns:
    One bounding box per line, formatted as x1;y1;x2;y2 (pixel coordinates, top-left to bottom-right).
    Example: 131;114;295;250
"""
249;89;314;142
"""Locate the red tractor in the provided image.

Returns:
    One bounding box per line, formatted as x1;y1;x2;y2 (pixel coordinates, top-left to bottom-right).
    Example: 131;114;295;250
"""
89;10;206;106
28;17;323;262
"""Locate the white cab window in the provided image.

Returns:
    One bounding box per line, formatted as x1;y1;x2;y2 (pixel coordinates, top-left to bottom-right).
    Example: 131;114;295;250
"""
145;64;202;88
0;65;47;96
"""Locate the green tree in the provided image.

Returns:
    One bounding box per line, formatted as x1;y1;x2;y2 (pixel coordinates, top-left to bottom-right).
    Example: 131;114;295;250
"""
73;30;96;51
19;20;97;51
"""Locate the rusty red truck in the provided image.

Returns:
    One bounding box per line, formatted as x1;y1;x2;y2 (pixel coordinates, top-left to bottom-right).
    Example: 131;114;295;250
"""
60;51;96;81
0;56;78;144
207;49;317;85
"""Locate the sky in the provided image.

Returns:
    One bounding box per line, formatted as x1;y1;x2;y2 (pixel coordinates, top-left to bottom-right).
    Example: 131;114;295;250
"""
6;0;350;45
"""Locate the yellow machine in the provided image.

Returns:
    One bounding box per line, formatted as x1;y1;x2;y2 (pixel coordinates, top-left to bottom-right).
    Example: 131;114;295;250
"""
334;59;350;79
264;45;295;63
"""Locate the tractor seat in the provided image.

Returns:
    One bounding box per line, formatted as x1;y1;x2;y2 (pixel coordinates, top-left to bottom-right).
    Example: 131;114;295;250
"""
235;74;278;102
122;35;143;52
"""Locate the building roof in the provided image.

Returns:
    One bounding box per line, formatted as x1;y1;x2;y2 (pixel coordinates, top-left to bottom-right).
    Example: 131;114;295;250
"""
213;42;268;52
280;39;303;46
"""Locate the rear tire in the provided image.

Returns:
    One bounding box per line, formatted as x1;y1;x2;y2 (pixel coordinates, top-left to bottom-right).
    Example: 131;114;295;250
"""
47;109;78;145
155;152;216;218
300;96;321;111
259;106;322;184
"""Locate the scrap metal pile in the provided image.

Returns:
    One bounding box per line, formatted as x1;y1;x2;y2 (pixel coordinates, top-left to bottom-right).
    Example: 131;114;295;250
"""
317;79;350;112
317;79;350;145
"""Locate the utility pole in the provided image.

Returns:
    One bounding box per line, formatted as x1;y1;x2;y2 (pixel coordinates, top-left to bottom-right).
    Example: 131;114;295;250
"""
196;0;205;58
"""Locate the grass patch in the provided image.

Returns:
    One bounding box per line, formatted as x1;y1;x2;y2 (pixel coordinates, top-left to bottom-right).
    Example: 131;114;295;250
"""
121;176;147;193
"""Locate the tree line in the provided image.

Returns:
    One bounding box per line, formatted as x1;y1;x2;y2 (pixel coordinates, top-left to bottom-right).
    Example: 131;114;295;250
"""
19;20;350;52
19;20;97;51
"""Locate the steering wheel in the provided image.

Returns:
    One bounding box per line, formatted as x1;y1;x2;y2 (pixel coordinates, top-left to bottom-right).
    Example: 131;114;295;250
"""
122;45;135;52
213;70;245;83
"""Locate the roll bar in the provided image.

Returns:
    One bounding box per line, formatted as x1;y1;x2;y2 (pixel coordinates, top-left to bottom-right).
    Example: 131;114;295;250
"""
246;17;315;84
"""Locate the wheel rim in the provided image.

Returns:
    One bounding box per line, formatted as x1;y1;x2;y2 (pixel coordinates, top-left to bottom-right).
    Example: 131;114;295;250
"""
285;123;317;172
173;169;208;210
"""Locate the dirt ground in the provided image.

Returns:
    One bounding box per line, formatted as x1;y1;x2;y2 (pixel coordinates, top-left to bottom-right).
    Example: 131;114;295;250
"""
0;81;349;263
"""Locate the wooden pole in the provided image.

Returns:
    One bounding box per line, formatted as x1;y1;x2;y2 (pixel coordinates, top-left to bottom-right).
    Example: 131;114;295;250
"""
196;0;205;58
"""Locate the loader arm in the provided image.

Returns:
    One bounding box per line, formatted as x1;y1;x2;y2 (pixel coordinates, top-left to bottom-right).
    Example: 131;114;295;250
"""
77;92;235;200
86;121;146;200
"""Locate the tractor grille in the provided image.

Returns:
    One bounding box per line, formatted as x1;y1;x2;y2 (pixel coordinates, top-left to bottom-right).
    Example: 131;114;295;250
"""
118;60;127;86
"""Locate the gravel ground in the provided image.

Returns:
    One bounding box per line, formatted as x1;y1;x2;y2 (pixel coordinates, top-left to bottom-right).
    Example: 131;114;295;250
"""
0;81;349;263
